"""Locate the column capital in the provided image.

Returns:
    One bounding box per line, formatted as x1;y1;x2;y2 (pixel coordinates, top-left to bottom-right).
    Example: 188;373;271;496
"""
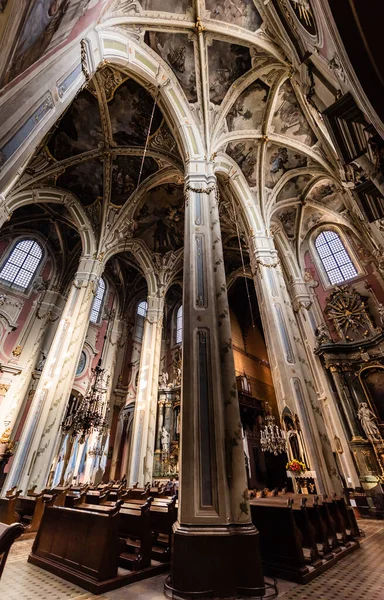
74;256;103;285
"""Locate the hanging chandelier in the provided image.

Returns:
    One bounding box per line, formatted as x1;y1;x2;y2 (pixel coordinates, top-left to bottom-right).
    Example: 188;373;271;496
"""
61;358;110;443
260;405;286;456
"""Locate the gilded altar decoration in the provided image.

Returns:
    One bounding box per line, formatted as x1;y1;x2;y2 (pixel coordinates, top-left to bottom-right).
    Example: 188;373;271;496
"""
324;286;376;342
286;459;307;473
12;345;22;357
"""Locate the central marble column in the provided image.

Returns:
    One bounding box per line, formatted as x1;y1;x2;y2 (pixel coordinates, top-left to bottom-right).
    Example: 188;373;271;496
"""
4;256;103;493
167;164;264;599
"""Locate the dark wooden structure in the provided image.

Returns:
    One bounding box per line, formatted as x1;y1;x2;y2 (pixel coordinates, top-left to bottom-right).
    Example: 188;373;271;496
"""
0;522;24;579
250;494;360;583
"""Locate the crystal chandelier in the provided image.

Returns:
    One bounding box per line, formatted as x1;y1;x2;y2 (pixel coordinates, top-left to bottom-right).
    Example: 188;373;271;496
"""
61;358;110;443
260;404;286;456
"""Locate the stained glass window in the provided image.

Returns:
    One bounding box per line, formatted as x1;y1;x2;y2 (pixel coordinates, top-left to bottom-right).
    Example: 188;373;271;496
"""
90;278;106;323
315;230;358;284
0;239;43;290
135;300;148;341
176;305;183;344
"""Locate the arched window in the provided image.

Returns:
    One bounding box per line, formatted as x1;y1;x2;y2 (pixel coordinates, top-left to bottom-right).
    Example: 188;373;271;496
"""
315;230;358;285
0;238;43;291
135;300;148;341
176;305;183;344
90;277;106;323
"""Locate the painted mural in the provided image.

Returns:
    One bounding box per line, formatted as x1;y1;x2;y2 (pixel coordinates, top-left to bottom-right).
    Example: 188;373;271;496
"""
48;90;103;160
111;156;159;207
132;184;184;253
57;159;103;206
226;140;259;188
272;80;317;147
275;206;298;238
146;32;197;103
141;0;191;13
265;143;308;189
206;0;262;31
2;0;92;86
108;78;163;146
276;174;312;202
208;41;252;104
227;79;269;132
307;179;345;211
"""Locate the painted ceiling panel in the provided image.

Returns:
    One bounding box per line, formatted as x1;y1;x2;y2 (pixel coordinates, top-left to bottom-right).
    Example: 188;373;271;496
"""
227;79;270;132
208;41;252;105
271;80;317;147
57;159;103;206
111;156;159;207
109;79;162;147
265;143;308;189
146;32;197;103
48;90;103;160
140;0;191;13
276;174;312;202
205;0;263;31
226;140;259;188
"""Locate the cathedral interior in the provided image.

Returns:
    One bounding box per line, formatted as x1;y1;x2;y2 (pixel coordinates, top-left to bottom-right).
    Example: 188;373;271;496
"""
0;1;383;599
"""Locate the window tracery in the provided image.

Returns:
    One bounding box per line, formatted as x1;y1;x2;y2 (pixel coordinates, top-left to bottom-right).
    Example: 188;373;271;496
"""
315;230;358;285
135;300;148;341
176;304;182;344
0;239;43;291
90;278;106;324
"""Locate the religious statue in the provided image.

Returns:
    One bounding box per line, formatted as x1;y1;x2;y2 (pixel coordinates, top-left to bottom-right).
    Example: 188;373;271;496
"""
161;426;170;453
159;371;169;389
377;303;384;327
316;323;331;345
357;402;382;442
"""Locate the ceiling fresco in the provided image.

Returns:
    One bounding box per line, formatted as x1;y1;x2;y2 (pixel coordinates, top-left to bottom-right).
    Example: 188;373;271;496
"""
57;159;104;206
132;183;184;253
307;180;345;211
108;78;163;147
205;0;263;31
271;80;317;147
146;32;197;103
226;140;259;188
140;0;191;13
265;143;308;189
208;41;252;104
276;174;312;202
275;206;298;239
111;156;159;207
226;79;270;132
48;90;103;161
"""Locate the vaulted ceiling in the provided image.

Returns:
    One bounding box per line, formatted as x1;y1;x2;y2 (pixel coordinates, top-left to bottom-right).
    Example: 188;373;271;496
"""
11;0;350;280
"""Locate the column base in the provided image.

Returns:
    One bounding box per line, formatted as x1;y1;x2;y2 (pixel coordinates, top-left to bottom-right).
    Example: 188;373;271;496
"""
165;522;266;599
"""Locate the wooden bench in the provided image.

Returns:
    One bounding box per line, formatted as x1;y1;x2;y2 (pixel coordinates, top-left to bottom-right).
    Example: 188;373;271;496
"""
28;504;124;593
0;493;21;525
118;498;153;571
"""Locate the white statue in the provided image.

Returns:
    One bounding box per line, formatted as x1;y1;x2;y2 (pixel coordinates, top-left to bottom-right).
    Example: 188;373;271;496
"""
161;426;170;453
159;371;169;389
357;403;381;442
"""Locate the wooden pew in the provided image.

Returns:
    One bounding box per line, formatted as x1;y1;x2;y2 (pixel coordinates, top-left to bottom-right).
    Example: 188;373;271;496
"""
0;492;21;525
28;504;124;593
118;498;153;571
0;522;24;579
149;495;177;561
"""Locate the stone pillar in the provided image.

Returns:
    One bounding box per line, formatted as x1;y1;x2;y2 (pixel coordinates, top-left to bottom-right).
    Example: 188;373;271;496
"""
128;293;164;486
167;166;264;599
4;256;103;493
289;280;360;489
249;233;340;495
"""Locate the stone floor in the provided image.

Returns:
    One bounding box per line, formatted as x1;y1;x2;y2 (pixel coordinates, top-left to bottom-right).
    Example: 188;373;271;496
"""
0;520;383;600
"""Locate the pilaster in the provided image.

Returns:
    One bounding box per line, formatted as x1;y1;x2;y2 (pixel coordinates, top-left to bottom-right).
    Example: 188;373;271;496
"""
4;256;103;493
